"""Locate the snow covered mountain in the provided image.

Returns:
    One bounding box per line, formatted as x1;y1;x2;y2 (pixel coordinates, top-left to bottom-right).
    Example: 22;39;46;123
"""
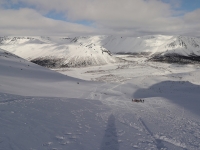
148;36;200;63
0;36;120;68
103;35;200;54
1;35;200;67
103;35;200;63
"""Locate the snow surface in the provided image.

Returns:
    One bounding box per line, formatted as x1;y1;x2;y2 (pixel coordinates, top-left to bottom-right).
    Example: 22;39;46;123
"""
1;48;200;150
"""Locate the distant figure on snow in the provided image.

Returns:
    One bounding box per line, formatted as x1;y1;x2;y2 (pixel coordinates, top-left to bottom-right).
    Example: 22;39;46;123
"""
132;99;144;103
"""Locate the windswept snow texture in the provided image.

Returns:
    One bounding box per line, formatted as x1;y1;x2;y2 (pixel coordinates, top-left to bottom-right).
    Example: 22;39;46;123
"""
1;48;200;149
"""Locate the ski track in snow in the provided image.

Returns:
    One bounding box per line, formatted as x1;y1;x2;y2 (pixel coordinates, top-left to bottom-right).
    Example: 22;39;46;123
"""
75;57;200;150
84;80;198;150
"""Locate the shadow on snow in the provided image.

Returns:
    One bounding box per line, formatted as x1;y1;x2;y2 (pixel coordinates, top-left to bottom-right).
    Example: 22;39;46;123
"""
133;80;200;117
100;114;119;150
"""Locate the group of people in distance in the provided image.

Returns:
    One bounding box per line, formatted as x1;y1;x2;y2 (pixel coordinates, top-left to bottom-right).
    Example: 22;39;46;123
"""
132;99;144;103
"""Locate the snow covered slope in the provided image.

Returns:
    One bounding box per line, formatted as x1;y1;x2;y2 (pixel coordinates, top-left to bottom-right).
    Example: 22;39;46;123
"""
0;36;120;68
0;48;94;97
1;48;200;150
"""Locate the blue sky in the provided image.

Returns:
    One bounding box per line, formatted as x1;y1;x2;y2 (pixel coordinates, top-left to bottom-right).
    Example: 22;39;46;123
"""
179;0;200;12
0;0;200;36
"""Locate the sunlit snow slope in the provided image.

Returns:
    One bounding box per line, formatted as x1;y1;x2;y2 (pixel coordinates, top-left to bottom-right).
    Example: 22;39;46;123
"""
0;49;110;150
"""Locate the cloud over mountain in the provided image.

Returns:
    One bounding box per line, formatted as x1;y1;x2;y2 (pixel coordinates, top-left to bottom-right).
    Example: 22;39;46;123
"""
0;0;200;36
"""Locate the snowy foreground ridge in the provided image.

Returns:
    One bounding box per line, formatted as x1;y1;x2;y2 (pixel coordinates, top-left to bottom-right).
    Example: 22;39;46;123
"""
1;35;200;68
1;40;200;150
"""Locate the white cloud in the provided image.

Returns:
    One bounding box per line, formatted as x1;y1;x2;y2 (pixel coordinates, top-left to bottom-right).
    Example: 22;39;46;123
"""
4;0;172;21
0;0;200;36
184;9;200;23
0;8;96;36
182;9;200;36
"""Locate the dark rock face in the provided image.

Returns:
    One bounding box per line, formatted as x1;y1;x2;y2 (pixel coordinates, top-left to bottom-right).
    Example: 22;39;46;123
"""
149;53;200;64
166;36;200;49
31;58;66;68
31;57;112;68
116;52;151;56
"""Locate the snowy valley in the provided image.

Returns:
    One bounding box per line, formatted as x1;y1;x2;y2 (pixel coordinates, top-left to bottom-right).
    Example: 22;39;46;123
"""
0;35;200;150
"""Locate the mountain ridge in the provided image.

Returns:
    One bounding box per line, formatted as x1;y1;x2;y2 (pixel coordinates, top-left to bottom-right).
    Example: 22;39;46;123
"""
1;35;200;67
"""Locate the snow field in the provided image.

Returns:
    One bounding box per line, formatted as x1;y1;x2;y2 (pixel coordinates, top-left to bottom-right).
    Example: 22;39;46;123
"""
0;49;200;149
55;55;200;150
